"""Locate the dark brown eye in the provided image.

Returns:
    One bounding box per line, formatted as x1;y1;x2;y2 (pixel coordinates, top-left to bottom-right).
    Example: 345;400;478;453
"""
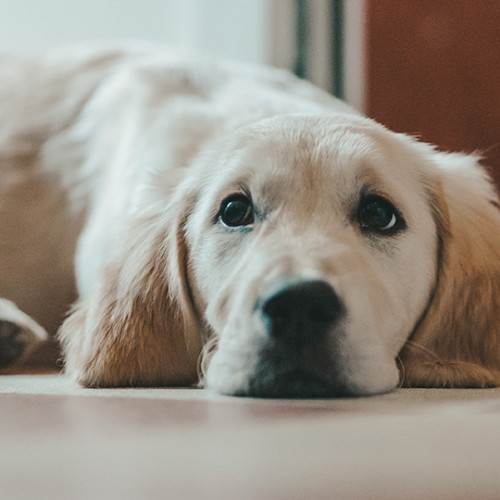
218;194;254;227
358;195;405;234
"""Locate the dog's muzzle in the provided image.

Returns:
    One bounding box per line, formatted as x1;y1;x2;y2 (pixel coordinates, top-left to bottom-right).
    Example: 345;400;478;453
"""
247;277;346;398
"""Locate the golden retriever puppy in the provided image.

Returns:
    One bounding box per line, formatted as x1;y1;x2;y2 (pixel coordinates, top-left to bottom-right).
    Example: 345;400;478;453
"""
1;43;499;397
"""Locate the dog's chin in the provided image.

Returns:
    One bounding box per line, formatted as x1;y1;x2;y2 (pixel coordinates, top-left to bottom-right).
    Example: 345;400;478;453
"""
207;353;348;399
205;355;339;399
206;348;401;399
242;367;346;399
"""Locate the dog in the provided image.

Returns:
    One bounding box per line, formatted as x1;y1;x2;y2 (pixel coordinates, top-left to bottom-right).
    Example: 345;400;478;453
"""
1;42;499;397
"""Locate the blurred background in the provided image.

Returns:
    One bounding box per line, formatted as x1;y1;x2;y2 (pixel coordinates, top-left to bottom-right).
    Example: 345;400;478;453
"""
1;0;498;185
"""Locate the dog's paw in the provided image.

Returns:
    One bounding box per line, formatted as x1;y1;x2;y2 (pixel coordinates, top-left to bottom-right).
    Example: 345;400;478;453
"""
0;320;28;367
0;299;48;368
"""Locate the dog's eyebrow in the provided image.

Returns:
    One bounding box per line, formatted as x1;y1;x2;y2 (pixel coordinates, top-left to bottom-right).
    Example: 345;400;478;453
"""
356;167;395;198
359;181;395;201
351;161;383;185
239;184;252;199
214;181;251;201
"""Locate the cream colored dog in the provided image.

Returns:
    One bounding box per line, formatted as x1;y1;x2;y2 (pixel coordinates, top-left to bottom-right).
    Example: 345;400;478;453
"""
1;43;499;397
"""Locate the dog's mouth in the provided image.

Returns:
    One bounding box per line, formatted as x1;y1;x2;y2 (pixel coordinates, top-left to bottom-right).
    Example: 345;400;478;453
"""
239;357;345;399
244;370;342;399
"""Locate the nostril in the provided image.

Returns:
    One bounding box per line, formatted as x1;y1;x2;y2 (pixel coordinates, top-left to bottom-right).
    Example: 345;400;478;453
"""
260;279;344;340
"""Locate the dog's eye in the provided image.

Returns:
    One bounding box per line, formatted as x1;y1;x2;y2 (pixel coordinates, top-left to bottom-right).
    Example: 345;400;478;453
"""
218;193;254;227
358;195;405;234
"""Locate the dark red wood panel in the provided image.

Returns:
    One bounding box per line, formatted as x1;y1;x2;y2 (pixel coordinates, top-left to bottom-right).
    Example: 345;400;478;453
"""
366;0;500;187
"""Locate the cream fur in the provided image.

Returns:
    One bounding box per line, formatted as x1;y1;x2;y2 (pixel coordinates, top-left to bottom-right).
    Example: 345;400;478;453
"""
0;43;499;395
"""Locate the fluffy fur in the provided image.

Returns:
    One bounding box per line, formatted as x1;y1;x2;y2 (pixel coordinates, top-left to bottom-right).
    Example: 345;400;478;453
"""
0;43;499;397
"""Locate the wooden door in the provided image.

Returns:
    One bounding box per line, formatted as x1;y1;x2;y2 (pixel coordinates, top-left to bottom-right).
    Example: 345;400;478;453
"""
365;0;500;187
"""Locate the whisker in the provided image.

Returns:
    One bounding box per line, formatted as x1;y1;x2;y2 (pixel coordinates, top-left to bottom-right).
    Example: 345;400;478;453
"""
403;339;442;362
197;334;219;386
395;355;405;388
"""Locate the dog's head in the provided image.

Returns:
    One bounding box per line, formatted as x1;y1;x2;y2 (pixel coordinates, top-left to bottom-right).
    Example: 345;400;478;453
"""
61;113;500;397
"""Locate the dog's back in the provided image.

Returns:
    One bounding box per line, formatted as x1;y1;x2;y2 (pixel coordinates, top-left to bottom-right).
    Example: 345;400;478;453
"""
0;48;127;334
0;42;356;372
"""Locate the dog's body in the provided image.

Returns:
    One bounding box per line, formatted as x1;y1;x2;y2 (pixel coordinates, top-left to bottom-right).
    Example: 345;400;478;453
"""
1;43;499;397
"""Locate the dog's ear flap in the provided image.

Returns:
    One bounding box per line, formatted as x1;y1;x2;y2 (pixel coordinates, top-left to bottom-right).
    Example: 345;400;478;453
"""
59;201;202;387
400;151;500;388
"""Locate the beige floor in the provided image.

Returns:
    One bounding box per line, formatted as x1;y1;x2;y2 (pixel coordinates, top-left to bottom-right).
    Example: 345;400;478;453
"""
2;374;500;500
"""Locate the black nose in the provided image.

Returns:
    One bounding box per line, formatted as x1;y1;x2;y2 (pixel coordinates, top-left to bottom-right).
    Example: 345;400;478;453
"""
259;279;344;343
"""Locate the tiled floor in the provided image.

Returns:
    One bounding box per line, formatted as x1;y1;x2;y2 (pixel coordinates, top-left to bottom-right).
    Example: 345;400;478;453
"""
2;375;500;499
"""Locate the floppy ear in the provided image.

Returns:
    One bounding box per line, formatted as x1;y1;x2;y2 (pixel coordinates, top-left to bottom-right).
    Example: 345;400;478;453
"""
59;201;202;387
400;151;500;388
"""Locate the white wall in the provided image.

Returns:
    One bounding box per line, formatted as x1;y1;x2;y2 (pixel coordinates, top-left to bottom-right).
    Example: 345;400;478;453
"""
0;0;273;64
0;0;365;109
344;0;366;112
